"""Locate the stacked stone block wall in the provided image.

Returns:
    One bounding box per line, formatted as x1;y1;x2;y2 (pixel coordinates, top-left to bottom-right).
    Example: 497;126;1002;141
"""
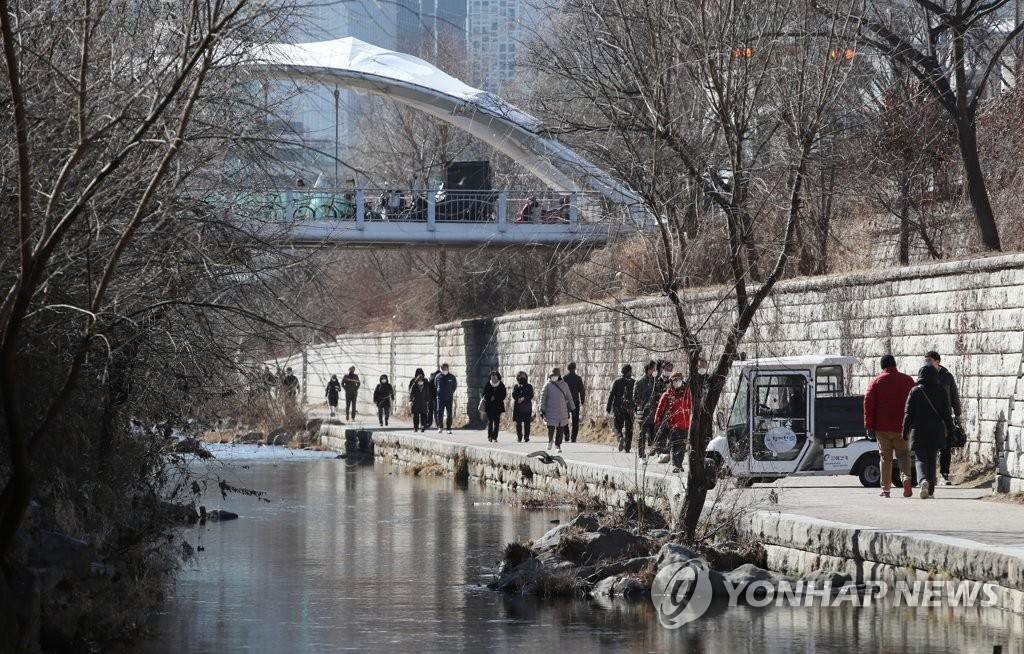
286;254;1024;491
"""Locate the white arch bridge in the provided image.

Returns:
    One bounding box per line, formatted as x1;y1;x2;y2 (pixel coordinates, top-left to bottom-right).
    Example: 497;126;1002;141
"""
238;38;645;248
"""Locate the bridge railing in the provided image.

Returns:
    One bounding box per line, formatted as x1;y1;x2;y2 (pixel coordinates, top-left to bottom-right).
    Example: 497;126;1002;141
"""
223;188;629;228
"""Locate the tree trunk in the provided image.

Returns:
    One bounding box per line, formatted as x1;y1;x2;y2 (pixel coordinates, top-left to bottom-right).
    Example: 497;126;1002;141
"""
899;178;911;265
955;114;1001;251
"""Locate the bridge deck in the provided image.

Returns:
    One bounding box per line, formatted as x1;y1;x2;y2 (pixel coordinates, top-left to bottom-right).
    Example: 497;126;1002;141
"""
233;188;634;247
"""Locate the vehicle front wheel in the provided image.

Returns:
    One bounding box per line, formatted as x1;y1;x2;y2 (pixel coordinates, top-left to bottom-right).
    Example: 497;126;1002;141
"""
857;454;882;487
703;457;719;490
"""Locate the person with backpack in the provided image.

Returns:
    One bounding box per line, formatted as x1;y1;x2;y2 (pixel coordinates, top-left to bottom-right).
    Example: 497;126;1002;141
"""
325;374;342;418
654;372;692;473
903;365;956;499
511;372;534;443
539;367;575;452
606;364;636;452
373;375;395;427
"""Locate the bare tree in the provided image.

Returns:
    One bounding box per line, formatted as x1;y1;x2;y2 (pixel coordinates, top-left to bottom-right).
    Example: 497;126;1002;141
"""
525;0;864;539
839;0;1024;251
0;0;331;644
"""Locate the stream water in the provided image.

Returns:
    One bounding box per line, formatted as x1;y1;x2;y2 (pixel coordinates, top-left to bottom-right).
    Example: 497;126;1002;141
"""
143;451;1022;653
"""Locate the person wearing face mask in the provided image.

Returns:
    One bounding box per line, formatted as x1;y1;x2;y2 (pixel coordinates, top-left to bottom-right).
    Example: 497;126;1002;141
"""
373;375;395;427
633;360;659;461
606;364;636;452
512;372;535;443
654;372;692;473
539;367;575;452
409;373;432;432
434;363;458;434
652;361;674;463
481;371;508;442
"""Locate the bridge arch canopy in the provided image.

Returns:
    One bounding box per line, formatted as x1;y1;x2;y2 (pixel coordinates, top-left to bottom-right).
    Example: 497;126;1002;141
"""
249;37;642;217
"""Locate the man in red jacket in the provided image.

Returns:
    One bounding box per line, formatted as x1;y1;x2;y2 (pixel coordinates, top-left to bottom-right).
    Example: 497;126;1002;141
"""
655;372;692;474
864;355;916;497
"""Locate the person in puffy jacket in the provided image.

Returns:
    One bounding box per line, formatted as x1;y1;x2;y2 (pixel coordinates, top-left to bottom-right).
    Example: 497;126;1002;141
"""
482;371;507;442
863;355;916;497
539;367;575;452
654;372;692;473
373;375;395;427
409;373;432;432
511;372;534;443
902;365;956;499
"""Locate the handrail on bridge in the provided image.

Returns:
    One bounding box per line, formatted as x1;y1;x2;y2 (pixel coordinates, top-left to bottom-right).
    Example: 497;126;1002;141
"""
228;187;634;229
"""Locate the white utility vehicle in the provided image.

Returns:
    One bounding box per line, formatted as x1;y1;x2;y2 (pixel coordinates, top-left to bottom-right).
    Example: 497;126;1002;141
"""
706;355;899;487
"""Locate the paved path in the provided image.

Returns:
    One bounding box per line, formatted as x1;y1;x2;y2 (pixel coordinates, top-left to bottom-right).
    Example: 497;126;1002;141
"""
318;410;1024;549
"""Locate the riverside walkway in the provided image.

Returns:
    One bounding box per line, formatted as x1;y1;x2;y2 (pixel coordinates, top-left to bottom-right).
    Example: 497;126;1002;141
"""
319;411;1024;549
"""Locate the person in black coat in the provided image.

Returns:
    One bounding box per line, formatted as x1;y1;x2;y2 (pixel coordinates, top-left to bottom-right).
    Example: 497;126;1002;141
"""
373;375;395;427
409;373;432;432
325;374;341;418
606;364;636;452
482;371;507;442
902;365;956;499
511;372;534;443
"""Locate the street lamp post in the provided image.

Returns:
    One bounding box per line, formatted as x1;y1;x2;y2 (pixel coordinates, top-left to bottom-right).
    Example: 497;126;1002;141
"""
333;86;339;188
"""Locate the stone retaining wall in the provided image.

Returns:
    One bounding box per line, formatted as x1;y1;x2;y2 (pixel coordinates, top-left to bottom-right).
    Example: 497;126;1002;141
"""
294;254;1024;492
320;425;1024;614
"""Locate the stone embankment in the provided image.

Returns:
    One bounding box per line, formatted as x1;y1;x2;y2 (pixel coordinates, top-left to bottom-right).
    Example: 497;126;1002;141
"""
319;423;1024;614
281;253;1024;493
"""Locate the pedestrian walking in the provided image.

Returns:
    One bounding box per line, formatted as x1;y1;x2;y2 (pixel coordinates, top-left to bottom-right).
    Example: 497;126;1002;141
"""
540;367;575;452
409;373;432;432
342;366;361;420
654;372;691;473
481;371;507;442
652;361;674;463
281;367;299;401
902;365;956;499
563;362;586;443
863;355;916;497
325;374;342;418
925;351;963;486
374;375;395;426
606;364;636;452
434;363;457;434
511;372;534;443
632;360;659;460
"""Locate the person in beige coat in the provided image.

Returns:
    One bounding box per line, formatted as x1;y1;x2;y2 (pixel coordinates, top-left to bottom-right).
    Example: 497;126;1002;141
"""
540;367;575;452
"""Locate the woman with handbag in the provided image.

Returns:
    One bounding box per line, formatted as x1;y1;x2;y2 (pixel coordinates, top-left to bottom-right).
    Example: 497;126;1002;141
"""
539;367;575;452
481;371;507;442
902;365;956;499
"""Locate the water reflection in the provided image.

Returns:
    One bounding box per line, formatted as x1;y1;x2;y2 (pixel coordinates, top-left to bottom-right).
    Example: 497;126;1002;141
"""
145;460;1023;653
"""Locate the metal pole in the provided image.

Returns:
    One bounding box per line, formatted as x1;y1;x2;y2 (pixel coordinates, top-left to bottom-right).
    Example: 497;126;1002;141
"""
333;87;339;188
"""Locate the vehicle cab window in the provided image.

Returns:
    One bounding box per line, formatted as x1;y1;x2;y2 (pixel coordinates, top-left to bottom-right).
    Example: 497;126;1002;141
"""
726;374;750;460
751;373;808;461
815;365;845;398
